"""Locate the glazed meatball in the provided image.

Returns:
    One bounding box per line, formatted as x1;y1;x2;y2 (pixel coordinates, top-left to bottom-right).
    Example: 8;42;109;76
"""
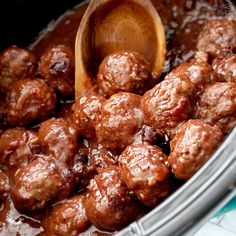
11;155;74;212
141;77;195;137
7;78;56;127
0;46;36;92
0;128;40;176
88;143;118;173
42;194;90;235
39;44;75;97
165;59;216;93
197;19;236;58
168;119;223;180
85;166;140;231
38;118;78;166
97;51;151;97
195;82;236;134
0;170;10;200
212;55;236;83
119;144;170;207
73;93;105;139
96;92;143;153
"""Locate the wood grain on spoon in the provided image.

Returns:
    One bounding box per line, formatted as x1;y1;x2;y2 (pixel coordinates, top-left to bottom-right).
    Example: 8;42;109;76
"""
75;0;166;96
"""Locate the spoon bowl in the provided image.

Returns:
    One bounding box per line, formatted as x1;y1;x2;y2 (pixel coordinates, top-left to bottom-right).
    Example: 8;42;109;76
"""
75;0;166;95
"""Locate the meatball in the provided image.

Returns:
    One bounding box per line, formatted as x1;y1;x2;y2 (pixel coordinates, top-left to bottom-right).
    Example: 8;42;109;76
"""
165;59;216;93
73;93;105;139
95;92;143;153
141;77;195;137
212;55;236;83
0;46;36;92
11;155;74;212
197;19;236;58
39;44;75;97
88;143;118;173
0;128;40;176
195;82;236;134
0;170;10;200
85;166;140;231
42;194;90;235
7;78;57;127
119;144;170;207
168;119;223;180
38;118;78;166
97;51;151;97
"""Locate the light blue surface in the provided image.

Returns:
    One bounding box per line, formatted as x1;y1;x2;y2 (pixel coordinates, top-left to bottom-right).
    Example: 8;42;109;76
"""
214;196;236;218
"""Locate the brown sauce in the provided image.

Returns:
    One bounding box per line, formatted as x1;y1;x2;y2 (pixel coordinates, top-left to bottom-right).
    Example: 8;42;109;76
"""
0;0;232;235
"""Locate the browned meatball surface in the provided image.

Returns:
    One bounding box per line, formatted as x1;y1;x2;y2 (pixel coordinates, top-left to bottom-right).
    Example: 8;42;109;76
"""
141;77;195;137
119;144;170;207
42;194;90;235
197;19;236;58
169;119;223;180
96;92;143;153
165;59;216;93
0;46;36;92
0;170;10;200
6;78;56;127
88;143;118;173
38;118;78;166
0;128;40;177
97;51;152;97
73;93;105;139
195;82;236;134
11;155;74;212
212;55;236;83
85;166;141;232
39;44;75;97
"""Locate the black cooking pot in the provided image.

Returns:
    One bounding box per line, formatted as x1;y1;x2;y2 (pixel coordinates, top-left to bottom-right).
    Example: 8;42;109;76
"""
0;1;235;235
0;0;80;50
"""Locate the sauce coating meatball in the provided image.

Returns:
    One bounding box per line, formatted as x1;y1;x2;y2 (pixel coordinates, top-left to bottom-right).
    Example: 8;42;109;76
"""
39;44;75;97
141;77;195;137
38;118;78;166
6;78;57;127
195;82;236;134
73;93;105;139
0;170;10;200
42;194;90;235
0;128;40;176
97;51;151;97
168;119;223;180
119;144;170;207
88;143;118;173
11;155;74;212
0;46;36;92
85;166;141;231
197;19;236;58
95;92;143;153
165;59;216;93
212;55;236;83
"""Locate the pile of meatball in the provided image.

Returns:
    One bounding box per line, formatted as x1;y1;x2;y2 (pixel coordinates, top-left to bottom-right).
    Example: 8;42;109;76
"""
0;18;235;235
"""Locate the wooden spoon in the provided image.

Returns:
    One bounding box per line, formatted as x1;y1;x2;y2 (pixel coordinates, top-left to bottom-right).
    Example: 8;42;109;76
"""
75;0;166;96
